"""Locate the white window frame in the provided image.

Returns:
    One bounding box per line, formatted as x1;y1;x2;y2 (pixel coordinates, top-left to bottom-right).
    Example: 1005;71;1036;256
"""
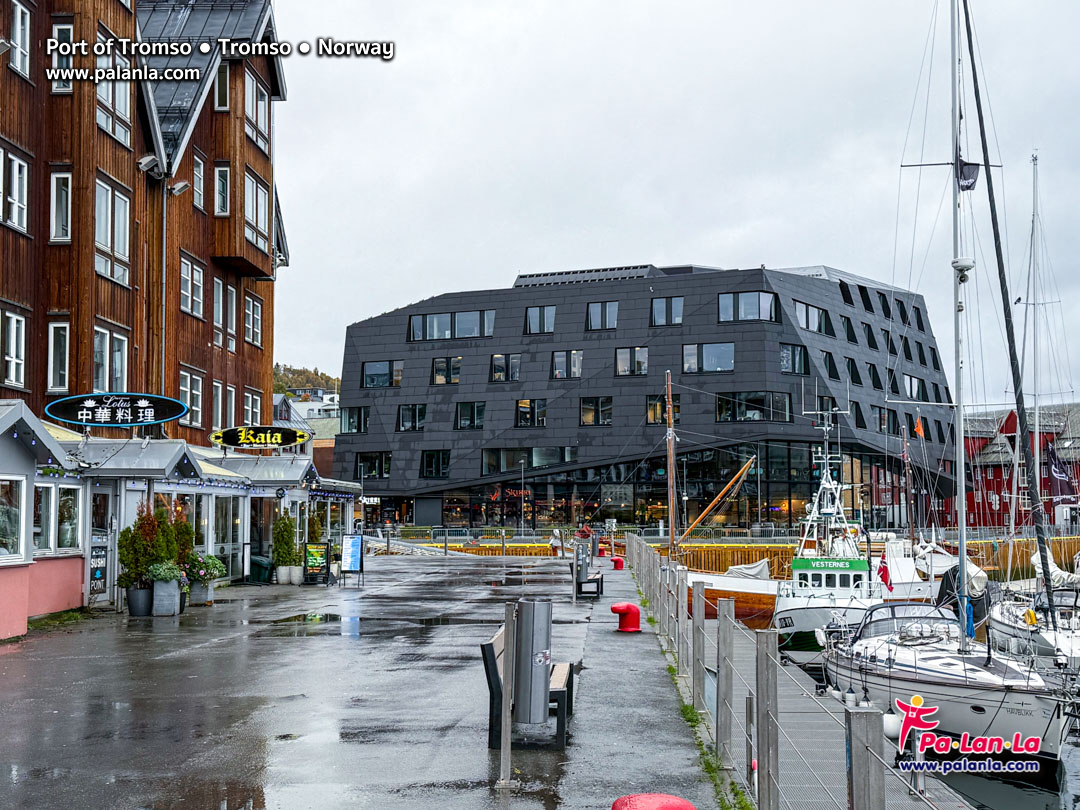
179;370;203;427
179;256;204;318
243;390;262;426
50;484;82;554
0;474;28;563
51;23;74;92
95;33;131;146
226;285;237;351
214;62;229;110
6;153;28;232
94;180;130;285
213;277;224;346
50;172;72;241
192;155;205;210
3;312;25;387
244;69;270;151
226;385;236;428
214;165;230;216
243;171;269;252
244;295;262;346
10;1;30;76
47;322;69;392
91;327;127;392
212;380;223;430
109;333;127;391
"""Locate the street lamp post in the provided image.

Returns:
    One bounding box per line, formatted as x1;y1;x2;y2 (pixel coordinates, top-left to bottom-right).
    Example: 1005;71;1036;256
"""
519;459;526;537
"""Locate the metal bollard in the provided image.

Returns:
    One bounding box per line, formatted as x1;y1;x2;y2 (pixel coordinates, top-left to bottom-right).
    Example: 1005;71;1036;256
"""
716;599;734;768
845;707;886;810
692;582;705;710
755;630;779;810
513;598;553;723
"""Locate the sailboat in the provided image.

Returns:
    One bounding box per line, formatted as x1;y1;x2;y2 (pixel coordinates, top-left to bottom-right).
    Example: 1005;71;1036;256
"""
824;0;1077;766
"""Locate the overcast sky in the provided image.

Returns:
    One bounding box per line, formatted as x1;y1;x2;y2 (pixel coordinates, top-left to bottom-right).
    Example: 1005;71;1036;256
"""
271;1;1080;410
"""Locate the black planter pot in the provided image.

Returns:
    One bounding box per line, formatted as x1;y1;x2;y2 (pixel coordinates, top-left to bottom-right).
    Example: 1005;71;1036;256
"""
127;586;153;617
179;592;187;614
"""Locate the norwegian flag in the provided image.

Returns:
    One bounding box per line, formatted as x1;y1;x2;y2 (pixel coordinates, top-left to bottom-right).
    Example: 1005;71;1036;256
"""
878;551;894;592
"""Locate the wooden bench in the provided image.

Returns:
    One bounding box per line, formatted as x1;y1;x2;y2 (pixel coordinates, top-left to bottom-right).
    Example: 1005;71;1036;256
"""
480;624;574;749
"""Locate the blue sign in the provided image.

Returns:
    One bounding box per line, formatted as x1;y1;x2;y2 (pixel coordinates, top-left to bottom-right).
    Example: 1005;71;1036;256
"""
341;534;365;573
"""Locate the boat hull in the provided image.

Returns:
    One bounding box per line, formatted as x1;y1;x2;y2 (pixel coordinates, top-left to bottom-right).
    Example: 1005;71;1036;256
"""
773;598;878;664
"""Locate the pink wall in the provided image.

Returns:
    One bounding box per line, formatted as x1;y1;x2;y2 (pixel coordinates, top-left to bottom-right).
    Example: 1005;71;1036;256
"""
27;557;84;618
0;566;31;640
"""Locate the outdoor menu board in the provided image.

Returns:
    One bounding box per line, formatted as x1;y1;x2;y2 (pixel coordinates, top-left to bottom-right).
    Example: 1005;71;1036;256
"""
303;542;330;585
89;546;108;595
341;535;364;573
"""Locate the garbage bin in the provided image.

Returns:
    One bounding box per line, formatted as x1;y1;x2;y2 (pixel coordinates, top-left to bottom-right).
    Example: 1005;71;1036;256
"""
513;597;553;724
250;555;272;583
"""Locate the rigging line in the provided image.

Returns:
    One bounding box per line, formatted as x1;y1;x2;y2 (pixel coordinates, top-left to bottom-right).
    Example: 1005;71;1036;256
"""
904;0;940;296
891;0;941;291
572;432;673;518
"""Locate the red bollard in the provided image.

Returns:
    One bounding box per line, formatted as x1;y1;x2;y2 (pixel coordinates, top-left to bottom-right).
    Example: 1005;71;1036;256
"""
612;795;696;810
612;556;625;570
598;545;607;557
610;602;642;633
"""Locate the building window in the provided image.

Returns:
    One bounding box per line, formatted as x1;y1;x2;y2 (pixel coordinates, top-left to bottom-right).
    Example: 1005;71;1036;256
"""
651;297;683;326
213;278;224;347
904;374;928;401
397;404;426;432
214;62;229;110
0;477;24;557
408;309;496;340
839;280;855;306
914;306;926;332
212;381;223;430
916;341;927;366
717;392;793;422
50;172;71;241
720;291;779;322
244;69;270;151
794;301;834;336
881;329;897;355
935;420;946;443
888;368;900;395
340;406;369;434
214;165;230;215
95;33;131;145
683;343;734;374
420;450;451;479
525;305;556;334
32;484;53;552
515;398;547;428
51;23;74;91
179;371;203;426
822;351;840;380
901;335;913;362
866;362;883;390
363;360;404;388
10;1;30;76
877;293;892;319
929;346;941;371
244;171;269;251
225;385;236;428
33;485;80;553
482;447;576;475
180;257;204;318
356;451;392;480
490;353;521;382
94;180;130;284
845;357;863;385
615;347;648;376
852;401;867;430
932;382;942;403
3;312;25;387
895;298;910;325
580;396;613;426
551;350;583;379
91;328;126;392
857;284;875;312
244;295;262;345
192;156;205;210
862;323;879;350
646;394;679;425
243;390;262;425
455;402;485;430
779;343;809;375
586;301;619;331
840;314;858;344
1;151;28;232
47;323;68;392
431;356;461;385
226;285;237;351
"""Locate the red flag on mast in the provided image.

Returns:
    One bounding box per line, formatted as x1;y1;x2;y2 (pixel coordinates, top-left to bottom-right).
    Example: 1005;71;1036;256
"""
878;551;894;592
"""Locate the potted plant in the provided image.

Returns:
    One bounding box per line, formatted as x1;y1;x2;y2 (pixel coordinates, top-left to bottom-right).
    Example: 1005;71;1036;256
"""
148;561;183;616
186;552;227;605
117;502;162;616
272;515;300;584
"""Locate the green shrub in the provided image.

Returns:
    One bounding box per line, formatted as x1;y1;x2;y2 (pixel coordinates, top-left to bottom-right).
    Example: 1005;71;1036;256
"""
147;562;183;582
117;502;159;589
272;516;298;567
155;508;177;563
307;514;324;543
174;520;195;563
184;552;227;585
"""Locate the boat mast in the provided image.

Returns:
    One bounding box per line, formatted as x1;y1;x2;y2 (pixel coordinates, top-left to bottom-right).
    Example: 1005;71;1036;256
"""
666;369;678;558
960;0;1058;629
1031;154;1041;533
950;0;970;649
902;425;917;553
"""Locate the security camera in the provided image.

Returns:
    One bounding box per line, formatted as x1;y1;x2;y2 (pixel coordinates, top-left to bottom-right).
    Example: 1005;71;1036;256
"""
137;155;160;172
0;39;11;56
169;180;191;196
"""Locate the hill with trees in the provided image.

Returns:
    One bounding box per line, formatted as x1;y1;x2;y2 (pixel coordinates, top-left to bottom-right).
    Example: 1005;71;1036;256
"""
273;364;340;394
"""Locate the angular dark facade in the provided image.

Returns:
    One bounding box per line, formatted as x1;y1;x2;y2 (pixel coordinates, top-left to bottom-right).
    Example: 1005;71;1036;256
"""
334;264;955;530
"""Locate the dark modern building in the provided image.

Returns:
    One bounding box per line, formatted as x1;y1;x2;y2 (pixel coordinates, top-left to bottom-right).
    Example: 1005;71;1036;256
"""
334;264;956;530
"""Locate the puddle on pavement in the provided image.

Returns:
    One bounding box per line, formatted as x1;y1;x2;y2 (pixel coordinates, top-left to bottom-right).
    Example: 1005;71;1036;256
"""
272;613;342;623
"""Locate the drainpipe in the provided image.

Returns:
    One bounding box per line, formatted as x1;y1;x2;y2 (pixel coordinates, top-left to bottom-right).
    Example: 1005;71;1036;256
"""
160;178;168;396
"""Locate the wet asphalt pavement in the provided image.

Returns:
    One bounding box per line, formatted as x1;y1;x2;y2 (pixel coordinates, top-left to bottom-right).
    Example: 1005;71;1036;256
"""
0;555;715;809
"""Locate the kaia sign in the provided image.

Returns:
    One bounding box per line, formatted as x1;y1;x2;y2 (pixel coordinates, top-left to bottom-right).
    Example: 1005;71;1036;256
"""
45;393;188;428
209;426;311;450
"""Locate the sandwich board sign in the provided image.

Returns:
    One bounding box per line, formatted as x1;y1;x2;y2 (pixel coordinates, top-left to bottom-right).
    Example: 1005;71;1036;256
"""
340;534;365;587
